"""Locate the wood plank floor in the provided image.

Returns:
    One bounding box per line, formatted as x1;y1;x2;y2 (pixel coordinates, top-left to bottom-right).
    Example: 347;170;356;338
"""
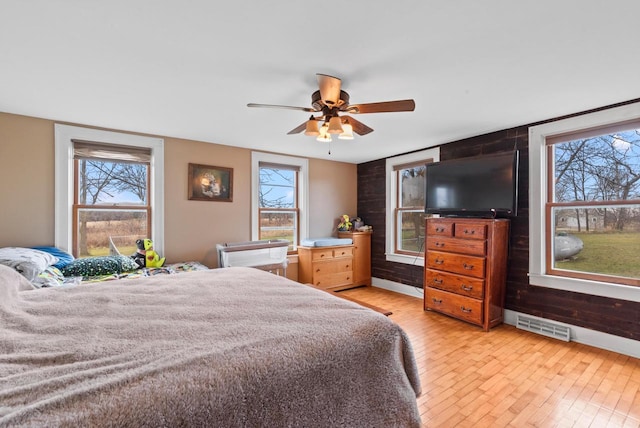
338;286;640;428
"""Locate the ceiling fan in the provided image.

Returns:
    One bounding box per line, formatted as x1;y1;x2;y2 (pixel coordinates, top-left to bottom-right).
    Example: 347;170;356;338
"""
247;73;415;141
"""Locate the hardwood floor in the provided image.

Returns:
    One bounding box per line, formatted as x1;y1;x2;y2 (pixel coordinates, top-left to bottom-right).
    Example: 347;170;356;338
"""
338;286;640;428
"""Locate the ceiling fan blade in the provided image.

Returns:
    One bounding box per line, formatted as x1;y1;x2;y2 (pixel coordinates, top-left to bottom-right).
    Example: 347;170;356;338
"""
247;103;316;113
287;121;308;135
343;115;374;136
345;99;415;114
316;73;342;107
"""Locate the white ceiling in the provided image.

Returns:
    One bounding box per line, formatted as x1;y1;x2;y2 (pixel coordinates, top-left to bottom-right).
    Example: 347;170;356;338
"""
2;1;639;164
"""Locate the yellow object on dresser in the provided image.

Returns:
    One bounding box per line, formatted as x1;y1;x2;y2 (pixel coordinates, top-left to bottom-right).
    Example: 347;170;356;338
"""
423;217;510;331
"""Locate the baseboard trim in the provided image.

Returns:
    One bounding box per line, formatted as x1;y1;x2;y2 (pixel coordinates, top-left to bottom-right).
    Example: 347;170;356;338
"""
372;277;424;299
504;310;640;359
372;277;640;359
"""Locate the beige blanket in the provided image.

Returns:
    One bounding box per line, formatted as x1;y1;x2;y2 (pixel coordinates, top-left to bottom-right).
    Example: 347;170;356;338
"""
0;265;421;427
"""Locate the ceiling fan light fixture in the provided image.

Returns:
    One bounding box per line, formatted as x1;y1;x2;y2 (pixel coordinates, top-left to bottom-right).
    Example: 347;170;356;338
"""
317;133;332;142
338;123;354;140
316;123;332;142
304;116;320;136
327;116;343;134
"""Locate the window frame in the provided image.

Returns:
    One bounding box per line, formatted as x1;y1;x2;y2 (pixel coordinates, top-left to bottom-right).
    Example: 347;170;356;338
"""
529;102;640;302
55;124;165;255
72;156;152;257
385;148;440;265
394;162;428;256
251;152;309;250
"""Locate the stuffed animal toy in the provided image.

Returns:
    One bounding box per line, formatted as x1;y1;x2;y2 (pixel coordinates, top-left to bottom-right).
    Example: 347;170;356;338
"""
132;238;165;268
132;239;147;268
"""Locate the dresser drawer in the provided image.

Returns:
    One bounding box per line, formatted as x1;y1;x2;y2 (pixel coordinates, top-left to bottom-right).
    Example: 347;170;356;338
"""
426;236;486;256
333;247;353;258
310;247;353;261
425;287;483;325
313;259;352;275
426;251;486;278
454;223;487;240
314;272;353;288
425;269;485;299
426;220;454;237
311;249;334;261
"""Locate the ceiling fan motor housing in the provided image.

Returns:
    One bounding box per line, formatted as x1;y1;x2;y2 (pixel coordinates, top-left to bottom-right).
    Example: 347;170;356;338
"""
311;90;350;110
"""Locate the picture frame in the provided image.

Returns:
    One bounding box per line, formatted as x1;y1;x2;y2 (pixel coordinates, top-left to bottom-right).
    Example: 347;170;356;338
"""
188;163;233;202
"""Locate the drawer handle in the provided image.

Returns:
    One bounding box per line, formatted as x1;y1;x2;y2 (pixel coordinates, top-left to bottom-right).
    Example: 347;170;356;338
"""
462;263;474;270
435;227;445;233
461;284;473;292
435;242;445;248
315;268;321;273
320;254;325;258
464;229;476;235
432;278;443;285
435;258;444;265
432;298;443;304
460;306;472;313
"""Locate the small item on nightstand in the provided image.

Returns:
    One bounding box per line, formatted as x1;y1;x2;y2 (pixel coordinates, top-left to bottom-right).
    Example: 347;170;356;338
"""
352;217;364;230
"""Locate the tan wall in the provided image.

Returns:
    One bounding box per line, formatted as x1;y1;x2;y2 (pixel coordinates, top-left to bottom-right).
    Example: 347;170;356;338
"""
0;112;357;273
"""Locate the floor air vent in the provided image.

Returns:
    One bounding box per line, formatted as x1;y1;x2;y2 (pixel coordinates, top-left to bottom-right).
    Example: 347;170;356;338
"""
516;315;571;342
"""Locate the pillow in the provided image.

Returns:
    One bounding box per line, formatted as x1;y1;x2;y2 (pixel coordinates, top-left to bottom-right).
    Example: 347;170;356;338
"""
0;247;58;281
31;246;75;269
32;266;66;288
60;255;140;278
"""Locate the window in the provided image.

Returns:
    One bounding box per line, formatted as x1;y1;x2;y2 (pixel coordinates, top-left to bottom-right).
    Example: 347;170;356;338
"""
529;102;640;302
251;152;308;251
386;148;439;265
55;125;164;256
73;141;151;257
396;163;427;254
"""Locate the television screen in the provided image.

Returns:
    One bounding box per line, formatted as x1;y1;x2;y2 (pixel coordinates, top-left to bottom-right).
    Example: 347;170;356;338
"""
425;151;519;217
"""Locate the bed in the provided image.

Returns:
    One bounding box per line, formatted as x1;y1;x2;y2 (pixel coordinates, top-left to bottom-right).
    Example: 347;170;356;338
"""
0;264;421;427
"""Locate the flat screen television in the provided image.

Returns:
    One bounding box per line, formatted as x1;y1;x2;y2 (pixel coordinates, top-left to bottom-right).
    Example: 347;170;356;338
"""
425;151;519;218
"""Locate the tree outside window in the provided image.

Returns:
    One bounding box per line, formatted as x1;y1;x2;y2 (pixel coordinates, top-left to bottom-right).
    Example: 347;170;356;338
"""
74;153;150;258
258;164;298;250
396;164;427;254
549;127;640;285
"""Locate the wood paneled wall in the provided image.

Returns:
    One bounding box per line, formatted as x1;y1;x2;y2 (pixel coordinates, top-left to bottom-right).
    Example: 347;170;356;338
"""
358;126;640;341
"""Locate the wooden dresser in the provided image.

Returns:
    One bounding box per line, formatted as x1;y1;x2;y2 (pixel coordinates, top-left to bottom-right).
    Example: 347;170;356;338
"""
298;244;355;291
423;217;510;331
338;231;372;287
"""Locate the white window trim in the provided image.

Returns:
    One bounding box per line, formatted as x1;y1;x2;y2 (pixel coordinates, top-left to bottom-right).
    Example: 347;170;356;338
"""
54;124;165;254
385;147;440;266
529;102;640;303
251;152;309;245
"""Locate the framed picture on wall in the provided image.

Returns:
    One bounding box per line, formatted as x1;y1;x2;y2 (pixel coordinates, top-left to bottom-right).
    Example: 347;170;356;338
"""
188;163;233;202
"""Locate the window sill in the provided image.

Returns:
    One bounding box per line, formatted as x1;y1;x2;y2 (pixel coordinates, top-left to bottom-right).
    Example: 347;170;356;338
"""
529;273;640;303
385;253;424;267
